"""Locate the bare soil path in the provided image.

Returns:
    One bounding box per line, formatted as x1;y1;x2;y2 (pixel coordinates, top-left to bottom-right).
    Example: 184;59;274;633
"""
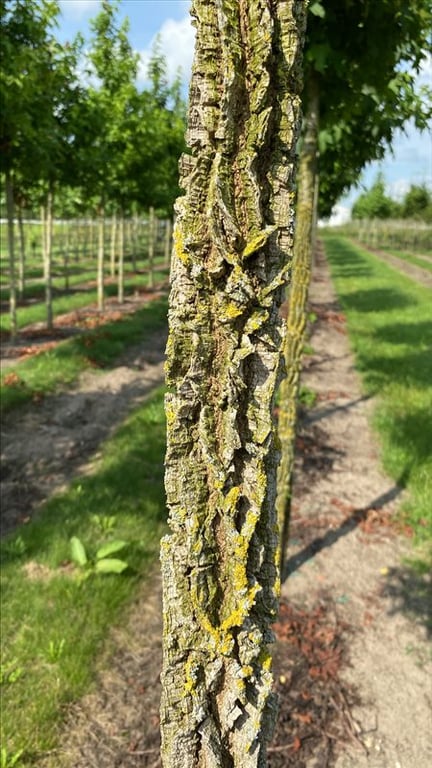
3;247;431;767
1;322;167;536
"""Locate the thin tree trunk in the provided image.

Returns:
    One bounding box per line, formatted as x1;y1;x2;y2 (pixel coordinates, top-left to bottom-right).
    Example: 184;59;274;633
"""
97;201;105;312
44;185;54;330
117;213;125;304
160;2;306;766
148;206;155;289
63;221;70;292
5;168;17;342
164;218;172;271
41;204;47;279
110;212;117;277
276;76;320;575
131;213;138;272
17;204;26;300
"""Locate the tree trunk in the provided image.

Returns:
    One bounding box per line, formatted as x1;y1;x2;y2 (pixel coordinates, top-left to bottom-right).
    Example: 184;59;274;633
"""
164;218;172;271
17;203;26;300
148;205;155;289
63;221;70;292
117;213;125;304
5;168;18;342
160;2;306;767
132;213;138;272
43;185;54;331
97;201;105;312
110;212;118;277
276;76;320;574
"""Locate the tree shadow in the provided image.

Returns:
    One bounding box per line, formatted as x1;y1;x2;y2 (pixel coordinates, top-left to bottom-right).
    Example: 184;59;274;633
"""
381;563;432;640
337;287;416;313
303;395;371;426
282;485;403;581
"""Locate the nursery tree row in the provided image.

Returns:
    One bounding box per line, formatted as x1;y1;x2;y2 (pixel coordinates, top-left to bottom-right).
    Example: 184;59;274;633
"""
0;0;186;339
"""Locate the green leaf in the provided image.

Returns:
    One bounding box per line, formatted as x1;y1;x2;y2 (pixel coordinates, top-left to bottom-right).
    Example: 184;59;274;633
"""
94;558;128;574
309;2;325;18
70;537;88;567
96;540;127;560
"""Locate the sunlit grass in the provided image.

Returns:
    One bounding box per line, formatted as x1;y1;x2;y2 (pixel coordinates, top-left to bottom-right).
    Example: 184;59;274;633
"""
322;234;432;548
0;387;167;765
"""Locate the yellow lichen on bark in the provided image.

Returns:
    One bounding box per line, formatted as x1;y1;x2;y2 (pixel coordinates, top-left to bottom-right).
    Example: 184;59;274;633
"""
160;2;306;766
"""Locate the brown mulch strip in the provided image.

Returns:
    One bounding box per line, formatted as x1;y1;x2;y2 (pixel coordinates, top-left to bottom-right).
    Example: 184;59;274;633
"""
269;597;364;768
0;287;168;363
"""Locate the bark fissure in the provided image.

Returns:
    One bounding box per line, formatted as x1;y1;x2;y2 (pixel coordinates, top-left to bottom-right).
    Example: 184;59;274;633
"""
161;2;305;766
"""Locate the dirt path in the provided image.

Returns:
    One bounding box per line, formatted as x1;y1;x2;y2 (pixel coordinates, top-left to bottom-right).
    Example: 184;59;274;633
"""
282;243;432;767
351;240;432;287
7;246;432;767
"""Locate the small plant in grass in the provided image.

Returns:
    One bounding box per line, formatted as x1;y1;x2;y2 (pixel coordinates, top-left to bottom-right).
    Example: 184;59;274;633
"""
91;513;117;535
70;536;129;577
0;660;24;686
299;385;317;408
1;747;24;768
302;343;315;355
2;536;27;560
44;639;66;664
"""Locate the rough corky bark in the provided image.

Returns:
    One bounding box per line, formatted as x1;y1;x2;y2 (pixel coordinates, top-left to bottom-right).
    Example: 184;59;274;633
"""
160;2;305;766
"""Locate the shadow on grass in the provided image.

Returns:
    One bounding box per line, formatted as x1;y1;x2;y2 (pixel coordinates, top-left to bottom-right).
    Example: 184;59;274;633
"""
382;563;432;640
358;346;432;392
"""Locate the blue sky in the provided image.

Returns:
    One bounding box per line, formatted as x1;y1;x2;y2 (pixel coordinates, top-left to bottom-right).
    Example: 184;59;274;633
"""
58;0;432;219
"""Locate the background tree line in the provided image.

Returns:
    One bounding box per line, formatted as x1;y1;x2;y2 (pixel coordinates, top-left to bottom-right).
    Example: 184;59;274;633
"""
0;0;186;339
352;173;432;222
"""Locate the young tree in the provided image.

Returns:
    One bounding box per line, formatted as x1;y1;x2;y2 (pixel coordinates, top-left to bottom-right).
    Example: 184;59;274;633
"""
0;0;60;338
402;183;432;220
352;173;397;220
160;2;306;766
85;0;138;310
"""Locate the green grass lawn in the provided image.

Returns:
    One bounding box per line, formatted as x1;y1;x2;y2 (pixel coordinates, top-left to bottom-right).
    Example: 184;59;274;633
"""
1;296;168;413
0;387;167;766
322;234;432;551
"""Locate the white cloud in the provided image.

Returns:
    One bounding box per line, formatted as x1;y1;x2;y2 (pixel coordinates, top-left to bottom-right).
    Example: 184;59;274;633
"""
320;205;351;227
137;14;195;88
59;0;100;20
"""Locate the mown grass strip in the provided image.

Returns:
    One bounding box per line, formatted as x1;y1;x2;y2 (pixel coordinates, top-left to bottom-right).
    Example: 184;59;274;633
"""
322;234;432;549
384;249;432;274
1;296;168;413
0;387;167;766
